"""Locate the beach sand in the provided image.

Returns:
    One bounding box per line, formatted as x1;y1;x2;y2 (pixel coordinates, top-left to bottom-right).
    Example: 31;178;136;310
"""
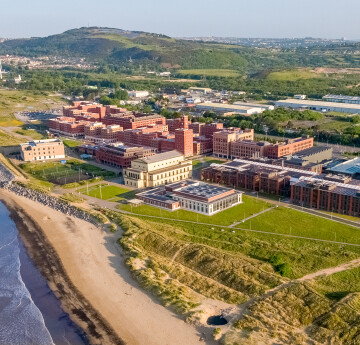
0;190;213;345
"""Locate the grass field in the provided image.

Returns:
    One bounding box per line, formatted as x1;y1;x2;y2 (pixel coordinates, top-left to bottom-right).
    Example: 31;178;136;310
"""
241;206;360;245
78;183;135;201
119;195;272;226
177;69;240;78
0;130;24;146
62;139;83;148
0;89;65;127
15;128;46;140
192;157;226;170
267;69;321;81
20;159;115;185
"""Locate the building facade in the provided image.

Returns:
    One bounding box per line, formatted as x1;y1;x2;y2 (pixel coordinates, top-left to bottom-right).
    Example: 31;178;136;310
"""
137;180;243;215
275;99;360;114
95;144;155;168
175;128;194;157
123;151;192;188
20;139;65;162
213;129;255;158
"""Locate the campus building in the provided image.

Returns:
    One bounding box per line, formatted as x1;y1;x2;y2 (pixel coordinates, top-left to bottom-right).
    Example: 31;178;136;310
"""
102;113;166;129
213;129;255;158
95;144;156;168
84;123;123;143
291;175;360;217
201;159;317;196
166;115;189;132
264;136;314;159
201;157;360;216
123;150;192;188
20;139;65;162
48;117;90;137
175;128;194;157
327;157;360;178
137;180;243;215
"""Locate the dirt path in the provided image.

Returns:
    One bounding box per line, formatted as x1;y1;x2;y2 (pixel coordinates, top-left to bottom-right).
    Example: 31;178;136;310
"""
298;257;360;282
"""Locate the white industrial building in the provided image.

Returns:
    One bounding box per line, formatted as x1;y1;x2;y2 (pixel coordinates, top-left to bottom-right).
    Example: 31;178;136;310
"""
196;103;266;115
275;99;360;114
323;94;360;105
128;90;150;98
233;101;274;110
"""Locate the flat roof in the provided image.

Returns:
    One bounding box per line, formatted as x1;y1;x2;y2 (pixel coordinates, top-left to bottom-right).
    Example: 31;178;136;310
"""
291;146;332;157
329;157;360;175
233;101;273;108
275;99;360;110
324;94;360;102
20;139;63;147
174;181;233;199
138;150;183;163
197;103;259;111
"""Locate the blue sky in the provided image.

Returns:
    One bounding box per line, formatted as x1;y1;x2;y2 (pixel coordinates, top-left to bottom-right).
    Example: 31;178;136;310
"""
2;0;360;39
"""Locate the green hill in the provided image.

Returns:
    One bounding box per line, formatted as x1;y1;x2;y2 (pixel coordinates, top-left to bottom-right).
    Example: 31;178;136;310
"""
2;27;360;73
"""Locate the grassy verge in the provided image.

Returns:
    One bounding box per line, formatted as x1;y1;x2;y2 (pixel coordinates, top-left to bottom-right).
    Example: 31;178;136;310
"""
241;206;360;245
118;195;271;226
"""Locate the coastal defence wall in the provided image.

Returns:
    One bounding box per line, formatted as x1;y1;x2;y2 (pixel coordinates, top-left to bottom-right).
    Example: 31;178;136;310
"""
0;161;97;225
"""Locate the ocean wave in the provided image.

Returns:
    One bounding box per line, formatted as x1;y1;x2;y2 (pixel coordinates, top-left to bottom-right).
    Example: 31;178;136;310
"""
0;203;55;345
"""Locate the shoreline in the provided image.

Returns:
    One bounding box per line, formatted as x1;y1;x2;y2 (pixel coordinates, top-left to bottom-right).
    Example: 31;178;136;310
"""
0;193;126;345
0;189;210;345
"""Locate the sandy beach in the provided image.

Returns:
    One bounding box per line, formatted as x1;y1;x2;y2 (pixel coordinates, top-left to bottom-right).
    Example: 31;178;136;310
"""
0;190;212;345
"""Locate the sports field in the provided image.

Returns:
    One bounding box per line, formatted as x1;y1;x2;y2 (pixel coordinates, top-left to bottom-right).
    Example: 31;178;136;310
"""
79;183;135;201
20;159;115;185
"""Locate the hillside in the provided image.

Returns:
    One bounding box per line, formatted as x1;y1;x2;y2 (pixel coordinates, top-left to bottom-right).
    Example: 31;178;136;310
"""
2;27;360;73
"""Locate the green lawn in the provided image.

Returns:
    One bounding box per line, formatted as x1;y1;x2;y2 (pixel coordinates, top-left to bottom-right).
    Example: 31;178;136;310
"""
192;157;227;169
15;128;46;140
113;212;360;280
177;69;240;78
241;207;360;245
118;195;271;226
62;139;83;148
267;69;321;81
79;184;135;201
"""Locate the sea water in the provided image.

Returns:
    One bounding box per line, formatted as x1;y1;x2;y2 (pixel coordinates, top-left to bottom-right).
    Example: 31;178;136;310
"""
0;202;88;345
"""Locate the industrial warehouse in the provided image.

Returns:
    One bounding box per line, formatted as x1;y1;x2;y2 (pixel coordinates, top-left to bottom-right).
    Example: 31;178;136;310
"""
275;98;360;114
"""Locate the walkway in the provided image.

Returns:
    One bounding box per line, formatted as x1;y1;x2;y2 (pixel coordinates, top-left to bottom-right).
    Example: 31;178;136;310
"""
229;206;276;228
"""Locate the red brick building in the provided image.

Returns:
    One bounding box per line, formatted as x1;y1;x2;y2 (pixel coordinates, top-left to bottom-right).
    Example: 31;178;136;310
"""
95;144;156;168
291;176;360;217
175;129;193;157
264;136;314;159
48;117;90;137
102;114;166;129
166;116;189;132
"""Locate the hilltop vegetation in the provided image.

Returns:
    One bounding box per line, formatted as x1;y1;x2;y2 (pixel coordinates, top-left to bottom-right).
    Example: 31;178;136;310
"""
3;27;360;73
